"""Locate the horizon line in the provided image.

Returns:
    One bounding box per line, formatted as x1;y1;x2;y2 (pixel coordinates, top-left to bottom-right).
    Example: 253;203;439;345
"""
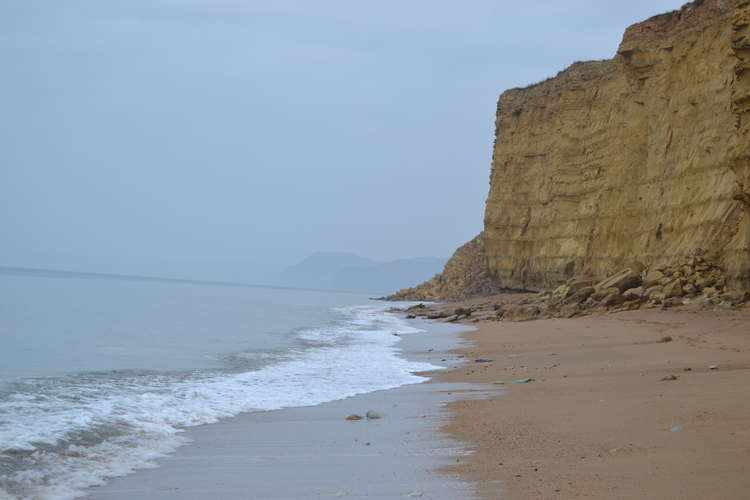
0;265;370;296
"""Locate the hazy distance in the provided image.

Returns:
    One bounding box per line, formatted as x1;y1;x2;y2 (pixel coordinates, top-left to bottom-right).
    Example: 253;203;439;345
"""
1;0;687;284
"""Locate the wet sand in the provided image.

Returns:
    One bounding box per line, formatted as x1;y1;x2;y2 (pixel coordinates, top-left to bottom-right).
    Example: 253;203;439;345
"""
439;308;750;499
85;321;492;500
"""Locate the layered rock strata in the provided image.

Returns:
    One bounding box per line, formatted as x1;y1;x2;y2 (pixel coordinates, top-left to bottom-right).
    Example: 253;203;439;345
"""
484;0;750;291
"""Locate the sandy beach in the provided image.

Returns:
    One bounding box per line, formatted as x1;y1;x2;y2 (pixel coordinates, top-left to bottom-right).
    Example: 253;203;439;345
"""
437;307;750;499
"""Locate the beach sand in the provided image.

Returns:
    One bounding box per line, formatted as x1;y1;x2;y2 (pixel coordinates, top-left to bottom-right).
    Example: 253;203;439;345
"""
438;307;750;499
85;321;491;500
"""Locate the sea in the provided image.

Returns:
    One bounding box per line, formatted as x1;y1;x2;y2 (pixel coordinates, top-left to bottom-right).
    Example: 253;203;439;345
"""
0;269;438;500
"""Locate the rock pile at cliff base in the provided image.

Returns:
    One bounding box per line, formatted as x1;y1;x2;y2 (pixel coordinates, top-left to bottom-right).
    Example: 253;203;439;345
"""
394;251;749;323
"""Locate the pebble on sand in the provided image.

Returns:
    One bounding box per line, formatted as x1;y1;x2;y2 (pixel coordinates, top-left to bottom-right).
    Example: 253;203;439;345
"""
661;375;678;381
345;414;363;421
512;378;535;384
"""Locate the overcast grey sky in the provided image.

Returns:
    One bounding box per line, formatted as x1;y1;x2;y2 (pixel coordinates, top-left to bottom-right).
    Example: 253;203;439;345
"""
1;0;687;282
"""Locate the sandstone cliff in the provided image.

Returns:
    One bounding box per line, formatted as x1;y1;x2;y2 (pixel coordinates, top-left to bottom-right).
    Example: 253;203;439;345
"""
386;0;750;302
383;234;512;301
484;0;750;291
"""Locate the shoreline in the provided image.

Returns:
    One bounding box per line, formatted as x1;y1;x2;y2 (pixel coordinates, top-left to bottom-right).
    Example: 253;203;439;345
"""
436;307;750;499
84;317;487;500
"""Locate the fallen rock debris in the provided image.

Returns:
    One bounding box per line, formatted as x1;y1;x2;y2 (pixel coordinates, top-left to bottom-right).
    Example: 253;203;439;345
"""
393;251;748;323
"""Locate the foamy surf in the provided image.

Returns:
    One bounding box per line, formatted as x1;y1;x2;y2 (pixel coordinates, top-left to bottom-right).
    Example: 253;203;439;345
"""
0;305;437;500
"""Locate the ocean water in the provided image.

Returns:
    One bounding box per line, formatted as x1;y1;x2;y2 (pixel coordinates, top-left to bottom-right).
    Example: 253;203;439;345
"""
0;271;437;500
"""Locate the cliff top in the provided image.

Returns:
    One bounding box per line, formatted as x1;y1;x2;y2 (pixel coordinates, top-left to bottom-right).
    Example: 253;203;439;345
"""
502;0;736;102
619;0;736;56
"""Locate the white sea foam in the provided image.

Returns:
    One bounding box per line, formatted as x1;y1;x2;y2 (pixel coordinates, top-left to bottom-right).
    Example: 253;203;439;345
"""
0;305;438;500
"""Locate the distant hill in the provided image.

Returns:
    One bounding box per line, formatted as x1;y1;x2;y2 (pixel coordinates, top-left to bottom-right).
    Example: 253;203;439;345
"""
278;252;376;290
278;252;446;293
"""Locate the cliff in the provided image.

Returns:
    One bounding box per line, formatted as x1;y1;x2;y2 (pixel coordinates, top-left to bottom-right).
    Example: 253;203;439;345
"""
387;0;750;301
383;234;511;301
484;0;750;291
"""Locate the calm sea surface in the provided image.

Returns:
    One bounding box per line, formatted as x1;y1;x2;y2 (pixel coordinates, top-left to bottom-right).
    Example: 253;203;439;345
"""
0;271;435;500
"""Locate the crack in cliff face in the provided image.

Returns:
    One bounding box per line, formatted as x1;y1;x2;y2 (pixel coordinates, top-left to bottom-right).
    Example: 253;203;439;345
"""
483;0;750;291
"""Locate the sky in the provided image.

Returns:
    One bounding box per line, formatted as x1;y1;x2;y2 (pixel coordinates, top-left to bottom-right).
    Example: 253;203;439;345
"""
1;0;688;282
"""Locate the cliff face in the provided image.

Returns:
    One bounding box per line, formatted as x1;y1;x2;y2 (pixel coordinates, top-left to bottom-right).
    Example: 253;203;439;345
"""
383;234;510;301
484;0;750;291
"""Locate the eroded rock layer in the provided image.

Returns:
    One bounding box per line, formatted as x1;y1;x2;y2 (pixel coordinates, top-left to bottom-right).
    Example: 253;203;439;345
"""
484;0;750;291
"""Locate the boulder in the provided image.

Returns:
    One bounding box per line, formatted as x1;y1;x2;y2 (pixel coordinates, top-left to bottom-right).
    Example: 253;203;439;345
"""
702;286;719;298
427;309;455;319
595;269;642;293
504;304;542;322
629;262;647;275
564;279;596;298
564;286;595;304
471;313;502;322
623;286;644;300
592;287;619;301
694;276;716;290
663;266;679;278
560;303;582;318
642;270;665;288
715;276;727;289
644;285;663;298
682;283;697;296
601;293;626;307
454;307;473;318
720;290;750;304
662;297;684;308
622;299;645;311
663;280;685;298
